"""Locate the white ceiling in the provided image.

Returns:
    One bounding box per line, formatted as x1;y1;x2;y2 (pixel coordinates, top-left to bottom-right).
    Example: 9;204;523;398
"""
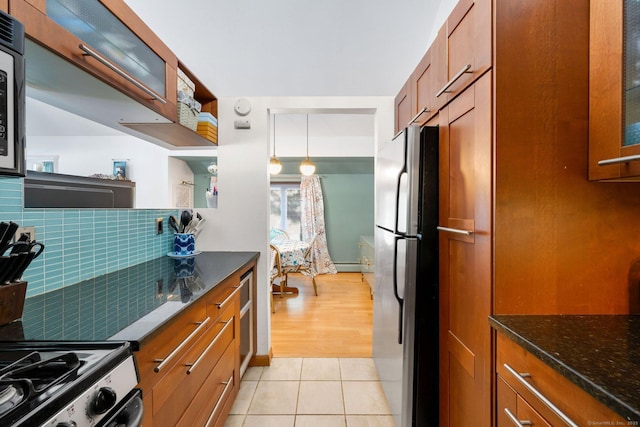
26;0;458;147
122;0;455;97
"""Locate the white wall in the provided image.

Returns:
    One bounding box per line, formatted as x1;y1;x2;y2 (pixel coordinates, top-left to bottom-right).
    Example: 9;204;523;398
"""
194;96;394;357
27;135;172;208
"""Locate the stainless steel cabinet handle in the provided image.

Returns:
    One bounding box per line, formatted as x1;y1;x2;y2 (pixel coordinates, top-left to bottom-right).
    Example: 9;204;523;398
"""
503;363;578;427
598;154;640;166
504;408;532;426
437;226;473;236
154;317;211;372
186;319;233;375
214;285;241;309
79;44;168;104
436;64;472;97
408;107;430;125
204;374;234;427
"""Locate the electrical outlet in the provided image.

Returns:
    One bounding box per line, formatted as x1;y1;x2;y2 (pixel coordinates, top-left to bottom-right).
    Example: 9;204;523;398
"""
14;226;35;242
156;218;163;234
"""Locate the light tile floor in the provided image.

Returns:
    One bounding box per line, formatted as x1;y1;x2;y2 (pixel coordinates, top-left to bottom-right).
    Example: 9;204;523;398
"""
225;357;395;427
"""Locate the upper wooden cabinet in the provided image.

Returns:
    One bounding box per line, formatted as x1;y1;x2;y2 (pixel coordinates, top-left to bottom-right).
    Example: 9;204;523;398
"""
8;0;217;147
393;0;490;132
589;0;640;180
394;79;412;134
436;0;491;105
411;27;446;128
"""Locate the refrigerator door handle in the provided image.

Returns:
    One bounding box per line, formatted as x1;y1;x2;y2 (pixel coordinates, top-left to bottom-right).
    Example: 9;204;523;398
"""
392;236;404;344
395;170;408;235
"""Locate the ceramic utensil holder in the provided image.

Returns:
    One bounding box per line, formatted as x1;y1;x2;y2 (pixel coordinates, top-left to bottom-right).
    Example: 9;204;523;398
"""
173;233;195;256
0;281;27;326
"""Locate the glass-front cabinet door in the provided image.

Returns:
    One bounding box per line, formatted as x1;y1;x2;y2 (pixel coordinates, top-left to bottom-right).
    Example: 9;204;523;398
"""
590;0;640;180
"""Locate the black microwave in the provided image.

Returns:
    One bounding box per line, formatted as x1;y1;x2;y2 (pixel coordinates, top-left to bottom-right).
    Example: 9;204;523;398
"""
0;10;24;177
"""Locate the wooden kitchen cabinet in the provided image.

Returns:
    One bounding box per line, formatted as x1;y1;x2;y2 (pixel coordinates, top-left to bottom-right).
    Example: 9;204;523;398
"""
411;27;446;126
136;273;242;427
496;333;625;426
589;0;640;180
8;0;218;147
394;79;412;134
438;72;493;427
436;0;491;106
394;0;490;133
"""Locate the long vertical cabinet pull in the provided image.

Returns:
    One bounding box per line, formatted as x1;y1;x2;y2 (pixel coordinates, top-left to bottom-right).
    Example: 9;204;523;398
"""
503;408;532;426
204;375;234;427
503;364;579;427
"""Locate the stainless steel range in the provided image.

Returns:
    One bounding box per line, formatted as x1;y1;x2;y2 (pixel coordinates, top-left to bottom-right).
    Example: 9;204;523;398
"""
0;341;141;427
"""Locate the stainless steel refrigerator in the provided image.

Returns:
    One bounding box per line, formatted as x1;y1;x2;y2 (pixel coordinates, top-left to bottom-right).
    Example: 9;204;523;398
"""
373;125;439;427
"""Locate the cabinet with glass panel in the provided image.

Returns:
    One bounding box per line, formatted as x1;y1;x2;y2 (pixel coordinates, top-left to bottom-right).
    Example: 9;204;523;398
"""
590;0;640;180
7;0;217;147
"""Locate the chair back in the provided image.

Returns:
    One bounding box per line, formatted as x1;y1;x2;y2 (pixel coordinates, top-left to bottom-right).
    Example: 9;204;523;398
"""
269;243;282;279
270;228;289;241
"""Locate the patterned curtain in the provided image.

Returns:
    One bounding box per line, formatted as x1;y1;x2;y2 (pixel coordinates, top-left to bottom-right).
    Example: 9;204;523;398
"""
300;176;337;275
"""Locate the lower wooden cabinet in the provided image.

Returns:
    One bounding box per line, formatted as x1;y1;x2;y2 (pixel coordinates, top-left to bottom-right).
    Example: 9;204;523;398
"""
137;273;243;427
496;333;625;427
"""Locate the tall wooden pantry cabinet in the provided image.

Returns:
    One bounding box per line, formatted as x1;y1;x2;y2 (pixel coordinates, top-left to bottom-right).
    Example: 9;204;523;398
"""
396;0;640;425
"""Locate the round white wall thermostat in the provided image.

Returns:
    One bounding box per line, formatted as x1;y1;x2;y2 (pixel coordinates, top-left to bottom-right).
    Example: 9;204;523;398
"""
234;98;251;116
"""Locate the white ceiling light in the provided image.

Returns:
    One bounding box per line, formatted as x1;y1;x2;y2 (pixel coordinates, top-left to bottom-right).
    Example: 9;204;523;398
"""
300;115;315;176
269;115;282;175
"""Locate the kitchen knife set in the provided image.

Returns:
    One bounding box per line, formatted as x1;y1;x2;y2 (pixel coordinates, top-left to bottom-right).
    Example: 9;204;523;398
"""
0;221;44;284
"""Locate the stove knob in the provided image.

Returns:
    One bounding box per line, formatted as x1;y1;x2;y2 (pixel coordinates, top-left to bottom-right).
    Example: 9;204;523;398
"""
91;387;117;414
56;423;76;427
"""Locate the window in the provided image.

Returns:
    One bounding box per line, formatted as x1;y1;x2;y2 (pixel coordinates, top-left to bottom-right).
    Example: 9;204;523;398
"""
270;183;301;240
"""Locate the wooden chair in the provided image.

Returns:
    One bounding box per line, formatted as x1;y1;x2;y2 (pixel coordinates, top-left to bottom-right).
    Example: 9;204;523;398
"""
280;234;318;296
269;243;283;312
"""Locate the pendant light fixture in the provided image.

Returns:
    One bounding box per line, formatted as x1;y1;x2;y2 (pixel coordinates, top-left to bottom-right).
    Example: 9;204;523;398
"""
269;114;282;175
299;114;316;176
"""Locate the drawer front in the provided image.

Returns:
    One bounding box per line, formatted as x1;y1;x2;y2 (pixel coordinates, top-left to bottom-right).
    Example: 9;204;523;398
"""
206;280;240;320
179;343;236;427
136;300;208;393
438;0;491;104
516;395;552;427
496;375;517;427
497;334;625;426
151;303;236;426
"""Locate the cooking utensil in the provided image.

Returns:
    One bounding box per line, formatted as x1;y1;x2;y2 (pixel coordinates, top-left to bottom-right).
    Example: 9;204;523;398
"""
180;210;192;233
9;233;29;255
0;256;15;283
0;222;18;254
168;216;180;233
8;241;45;283
0;223;8;252
1;252;28;284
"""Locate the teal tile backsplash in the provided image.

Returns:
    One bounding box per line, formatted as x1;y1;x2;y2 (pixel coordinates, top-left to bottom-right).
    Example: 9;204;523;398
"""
0;176;176;297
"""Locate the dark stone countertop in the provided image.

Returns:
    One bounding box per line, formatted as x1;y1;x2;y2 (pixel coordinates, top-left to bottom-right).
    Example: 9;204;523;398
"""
0;251;259;350
489;315;640;422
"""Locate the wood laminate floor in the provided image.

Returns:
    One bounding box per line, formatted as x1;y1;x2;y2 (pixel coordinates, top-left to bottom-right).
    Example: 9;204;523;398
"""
271;272;373;358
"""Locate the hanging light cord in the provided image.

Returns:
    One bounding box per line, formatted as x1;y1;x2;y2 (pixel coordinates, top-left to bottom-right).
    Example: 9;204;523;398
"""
306;114;309;158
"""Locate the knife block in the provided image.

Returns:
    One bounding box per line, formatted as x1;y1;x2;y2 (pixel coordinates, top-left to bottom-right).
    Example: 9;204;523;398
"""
0;281;27;326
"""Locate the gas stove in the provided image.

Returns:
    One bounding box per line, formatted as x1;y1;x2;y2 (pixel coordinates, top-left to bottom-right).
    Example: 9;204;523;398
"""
0;341;140;427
